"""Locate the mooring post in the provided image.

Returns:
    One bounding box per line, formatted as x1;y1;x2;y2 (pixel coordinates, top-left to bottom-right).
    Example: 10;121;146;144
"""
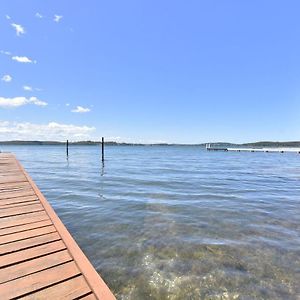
102;137;104;162
66;140;69;156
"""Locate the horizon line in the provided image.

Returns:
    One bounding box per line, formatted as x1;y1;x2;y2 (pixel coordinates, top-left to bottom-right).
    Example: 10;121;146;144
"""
1;140;300;146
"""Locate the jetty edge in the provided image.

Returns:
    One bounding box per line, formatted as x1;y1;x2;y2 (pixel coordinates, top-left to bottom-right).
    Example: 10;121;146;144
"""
206;143;300;153
0;153;115;299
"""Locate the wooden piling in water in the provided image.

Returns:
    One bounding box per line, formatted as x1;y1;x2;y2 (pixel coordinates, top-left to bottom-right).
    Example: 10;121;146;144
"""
102;137;104;162
66;140;69;156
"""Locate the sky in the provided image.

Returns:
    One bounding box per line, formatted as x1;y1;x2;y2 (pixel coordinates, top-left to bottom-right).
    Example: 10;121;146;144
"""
0;0;300;143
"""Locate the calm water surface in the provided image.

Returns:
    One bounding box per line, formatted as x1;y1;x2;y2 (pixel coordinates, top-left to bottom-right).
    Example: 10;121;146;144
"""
2;145;300;299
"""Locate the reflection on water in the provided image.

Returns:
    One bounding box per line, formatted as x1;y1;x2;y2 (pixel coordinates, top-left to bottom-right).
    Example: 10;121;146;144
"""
101;160;105;177
2;145;300;299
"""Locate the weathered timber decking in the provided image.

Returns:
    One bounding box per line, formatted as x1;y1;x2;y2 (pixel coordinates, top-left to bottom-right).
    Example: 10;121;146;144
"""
0;153;115;300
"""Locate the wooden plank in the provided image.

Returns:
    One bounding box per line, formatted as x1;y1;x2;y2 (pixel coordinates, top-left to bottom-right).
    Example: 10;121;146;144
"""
20;275;92;299
0;200;39;209
0;203;44;218
0;211;49;229
0;184;33;191
0;168;21;172
0;187;32;198
0;167;21;172
0;219;52;236
0;240;66;268
0;195;39;206
0;179;28;189
0;232;61;255
0;176;27;184
0;225;56;245
0;249;72;284
0;172;24;177
0;182;31;191
0;261;81;299
0;190;35;200
80;294;98;300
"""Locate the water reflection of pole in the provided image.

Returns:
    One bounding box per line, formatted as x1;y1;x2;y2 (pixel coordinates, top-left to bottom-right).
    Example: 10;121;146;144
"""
101;160;105;176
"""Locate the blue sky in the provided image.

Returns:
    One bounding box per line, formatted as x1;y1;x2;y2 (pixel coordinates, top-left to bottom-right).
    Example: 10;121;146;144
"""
0;0;299;143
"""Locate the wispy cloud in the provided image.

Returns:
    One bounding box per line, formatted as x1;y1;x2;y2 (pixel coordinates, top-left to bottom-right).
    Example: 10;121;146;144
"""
35;12;43;19
71;106;91;113
5;15;11;20
12;56;35;63
22;85;42;92
23;85;33;91
1;75;12;82
11;23;25;36
54;15;63;23
0;50;11;56
0;96;47;108
0;121;95;141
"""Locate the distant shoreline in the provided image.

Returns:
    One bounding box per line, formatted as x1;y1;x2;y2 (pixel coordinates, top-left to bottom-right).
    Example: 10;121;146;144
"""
1;140;300;148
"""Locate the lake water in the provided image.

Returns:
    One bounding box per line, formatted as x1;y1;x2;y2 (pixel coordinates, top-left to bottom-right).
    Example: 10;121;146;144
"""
2;145;300;299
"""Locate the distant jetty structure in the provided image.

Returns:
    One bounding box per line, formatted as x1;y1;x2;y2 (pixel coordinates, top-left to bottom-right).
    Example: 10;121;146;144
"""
206;143;300;154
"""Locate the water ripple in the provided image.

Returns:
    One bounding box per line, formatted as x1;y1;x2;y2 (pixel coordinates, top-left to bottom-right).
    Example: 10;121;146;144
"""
2;145;300;299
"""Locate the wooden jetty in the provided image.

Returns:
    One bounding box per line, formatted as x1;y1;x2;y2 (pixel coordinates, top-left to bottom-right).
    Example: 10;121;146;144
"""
0;153;115;299
206;144;300;153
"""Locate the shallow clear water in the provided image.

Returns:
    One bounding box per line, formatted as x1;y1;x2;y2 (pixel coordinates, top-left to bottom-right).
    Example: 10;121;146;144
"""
2;145;300;299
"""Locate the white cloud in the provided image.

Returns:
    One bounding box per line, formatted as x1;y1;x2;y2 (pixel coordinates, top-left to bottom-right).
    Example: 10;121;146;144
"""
23;86;42;92
0;50;11;56
6;15;11;20
12;56;34;63
66;103;70;106
71;106;90;113
35;13;43;18
107;136;121;141
11;23;25;36
1;51;36;64
1;75;12;82
54;15;63;22
0;96;47;108
23;85;33;91
0;121;95;141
